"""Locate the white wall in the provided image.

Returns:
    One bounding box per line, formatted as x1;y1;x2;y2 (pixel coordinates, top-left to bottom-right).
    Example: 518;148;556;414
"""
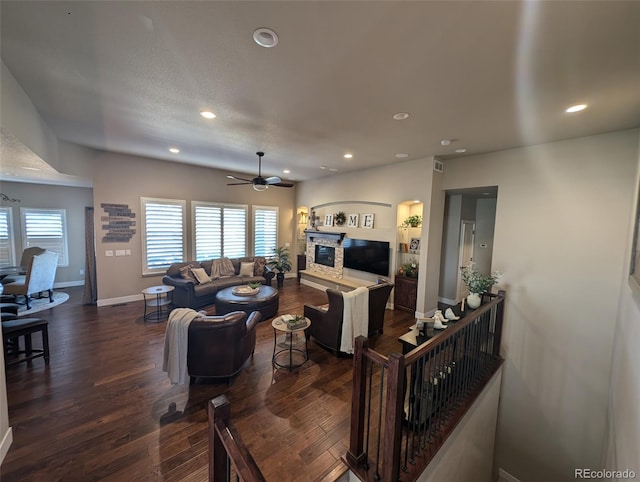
604;134;640;476
443;130;639;481
474;197;496;275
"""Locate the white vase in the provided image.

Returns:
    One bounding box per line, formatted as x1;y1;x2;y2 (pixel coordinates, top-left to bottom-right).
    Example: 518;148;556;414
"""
466;293;482;309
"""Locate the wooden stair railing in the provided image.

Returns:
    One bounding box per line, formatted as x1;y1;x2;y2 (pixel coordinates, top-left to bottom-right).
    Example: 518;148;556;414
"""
208;395;266;482
344;290;506;482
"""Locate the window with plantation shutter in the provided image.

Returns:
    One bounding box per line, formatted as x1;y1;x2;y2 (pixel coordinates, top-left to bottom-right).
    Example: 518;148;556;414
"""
20;208;68;267
192;202;247;261
253;206;278;257
141;198;186;274
0;207;16;267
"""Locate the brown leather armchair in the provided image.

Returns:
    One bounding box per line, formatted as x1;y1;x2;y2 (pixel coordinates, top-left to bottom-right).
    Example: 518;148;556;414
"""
304;281;394;355
187;310;261;384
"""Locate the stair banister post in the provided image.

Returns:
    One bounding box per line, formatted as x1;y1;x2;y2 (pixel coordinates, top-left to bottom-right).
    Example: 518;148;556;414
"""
346;335;369;467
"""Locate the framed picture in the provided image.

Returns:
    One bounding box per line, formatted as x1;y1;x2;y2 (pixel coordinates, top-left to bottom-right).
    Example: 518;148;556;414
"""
324;214;334;227
409;238;421;252
361;213;375;229
347;213;359;228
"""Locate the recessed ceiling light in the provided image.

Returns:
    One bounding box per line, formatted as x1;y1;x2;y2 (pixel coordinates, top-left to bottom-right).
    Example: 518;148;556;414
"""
226;175;235;179
455;148;467;153
253;27;279;48
565;104;587;113
393;112;410;120
344;153;353;159
395;153;409;158
440;139;451;146
21;166;41;171
200;111;216;119
413;200;420;204
283;169;291;174
169;147;180;154
329;168;339;172
320;166;327;170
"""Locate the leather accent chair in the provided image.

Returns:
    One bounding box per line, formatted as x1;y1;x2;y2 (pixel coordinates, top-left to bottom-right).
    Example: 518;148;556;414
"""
304;281;394;355
187;310;261;384
3;251;58;309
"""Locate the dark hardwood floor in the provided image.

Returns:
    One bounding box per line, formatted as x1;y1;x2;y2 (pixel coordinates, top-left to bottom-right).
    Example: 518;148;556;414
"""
1;280;415;481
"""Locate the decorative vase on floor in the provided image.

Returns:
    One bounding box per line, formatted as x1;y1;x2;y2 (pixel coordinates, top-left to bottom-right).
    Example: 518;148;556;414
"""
466;292;482;309
276;272;285;288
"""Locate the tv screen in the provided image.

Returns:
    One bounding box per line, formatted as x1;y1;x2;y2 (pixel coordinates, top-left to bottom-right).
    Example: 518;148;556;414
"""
343;238;390;276
315;245;335;268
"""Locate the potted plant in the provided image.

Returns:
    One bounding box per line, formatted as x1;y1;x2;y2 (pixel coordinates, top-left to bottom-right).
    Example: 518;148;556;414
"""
399;260;419;278
267;246;292;288
460;262;501;308
403;214;422;228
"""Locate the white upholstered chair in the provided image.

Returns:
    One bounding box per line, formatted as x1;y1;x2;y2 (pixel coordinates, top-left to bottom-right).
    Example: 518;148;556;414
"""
3;251;59;309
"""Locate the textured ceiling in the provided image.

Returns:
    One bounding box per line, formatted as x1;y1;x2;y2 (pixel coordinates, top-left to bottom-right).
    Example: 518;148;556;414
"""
1;1;639;185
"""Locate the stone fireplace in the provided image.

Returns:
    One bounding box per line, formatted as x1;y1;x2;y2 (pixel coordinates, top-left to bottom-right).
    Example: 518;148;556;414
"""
305;231;345;279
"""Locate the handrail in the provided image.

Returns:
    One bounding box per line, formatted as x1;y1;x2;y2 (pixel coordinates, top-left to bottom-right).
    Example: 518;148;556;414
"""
345;290;506;481
208;395;266;482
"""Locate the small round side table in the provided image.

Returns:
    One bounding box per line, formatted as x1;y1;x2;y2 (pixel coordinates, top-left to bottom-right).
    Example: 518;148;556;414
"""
271;316;310;371
142;285;174;322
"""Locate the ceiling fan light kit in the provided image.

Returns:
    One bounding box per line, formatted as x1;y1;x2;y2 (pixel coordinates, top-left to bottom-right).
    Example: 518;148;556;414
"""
227;152;294;191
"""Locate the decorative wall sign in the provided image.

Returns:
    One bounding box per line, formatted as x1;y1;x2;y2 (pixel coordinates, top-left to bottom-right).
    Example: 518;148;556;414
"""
347;214;359;228
324;214;334;227
101;203;136;243
361;213;375;229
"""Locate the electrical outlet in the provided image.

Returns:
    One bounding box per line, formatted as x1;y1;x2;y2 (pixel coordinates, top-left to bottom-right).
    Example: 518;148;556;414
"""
105;250;113;257
115;250;126;256
79;269;84;275
125;249;131;255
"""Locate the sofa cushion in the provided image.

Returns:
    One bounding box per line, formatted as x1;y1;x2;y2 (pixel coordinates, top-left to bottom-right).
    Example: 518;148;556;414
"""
254;257;266;276
191;267;211;285
193;282;219;297
168;261;201;278
239;262;254;277
179;266;198;283
214;276;244;289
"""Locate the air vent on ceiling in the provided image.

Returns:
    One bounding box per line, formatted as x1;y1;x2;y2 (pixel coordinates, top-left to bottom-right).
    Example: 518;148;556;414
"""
434;159;444;172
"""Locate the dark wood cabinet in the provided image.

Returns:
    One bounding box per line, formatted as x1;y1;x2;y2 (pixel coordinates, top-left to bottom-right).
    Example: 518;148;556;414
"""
394;275;417;313
297;254;307;283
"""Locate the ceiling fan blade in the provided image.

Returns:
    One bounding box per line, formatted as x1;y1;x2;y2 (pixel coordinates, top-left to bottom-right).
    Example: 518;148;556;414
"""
226;175;252;182
271;182;294;188
227;181;252;186
265;176;282;184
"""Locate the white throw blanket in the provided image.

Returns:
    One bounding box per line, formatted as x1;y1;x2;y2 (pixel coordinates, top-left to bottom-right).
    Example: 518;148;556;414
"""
339;286;369;354
162;308;201;385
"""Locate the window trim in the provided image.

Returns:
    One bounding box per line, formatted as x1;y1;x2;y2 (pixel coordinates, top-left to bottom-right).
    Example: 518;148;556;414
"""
141;197;186;275
191;201;248;261
0;206;16;267
20;207;69;267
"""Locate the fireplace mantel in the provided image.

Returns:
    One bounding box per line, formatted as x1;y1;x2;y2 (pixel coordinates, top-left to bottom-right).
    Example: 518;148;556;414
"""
305;230;346;244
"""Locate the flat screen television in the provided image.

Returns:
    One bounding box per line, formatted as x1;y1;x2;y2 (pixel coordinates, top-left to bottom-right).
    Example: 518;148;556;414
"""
314;244;335;268
343;238;390;276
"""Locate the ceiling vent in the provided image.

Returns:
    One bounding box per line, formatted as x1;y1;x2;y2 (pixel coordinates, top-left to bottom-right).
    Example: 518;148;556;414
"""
434;159;444;172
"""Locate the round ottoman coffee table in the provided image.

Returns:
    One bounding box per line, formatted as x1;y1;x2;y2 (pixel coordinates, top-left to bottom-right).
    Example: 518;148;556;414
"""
215;285;279;320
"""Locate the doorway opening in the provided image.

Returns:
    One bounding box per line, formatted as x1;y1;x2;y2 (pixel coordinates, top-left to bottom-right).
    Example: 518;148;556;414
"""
438;186;498;305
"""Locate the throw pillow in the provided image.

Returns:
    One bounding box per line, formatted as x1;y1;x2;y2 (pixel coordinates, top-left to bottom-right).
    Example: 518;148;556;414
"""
191;267;211;285
254;257;266;277
179;266;197;283
239;262;254;277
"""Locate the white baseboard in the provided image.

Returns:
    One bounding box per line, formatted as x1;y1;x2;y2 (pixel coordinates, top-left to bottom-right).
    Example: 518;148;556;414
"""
0;427;13;464
54;280;84;289
498;468;521;482
97;293;144;307
438;296;458;305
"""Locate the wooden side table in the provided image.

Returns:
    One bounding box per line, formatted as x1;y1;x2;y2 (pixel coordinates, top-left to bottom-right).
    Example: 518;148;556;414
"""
142;285;174;322
271;316;310;370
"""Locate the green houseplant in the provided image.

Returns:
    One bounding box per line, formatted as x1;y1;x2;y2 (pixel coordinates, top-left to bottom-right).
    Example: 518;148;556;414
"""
267;246;292;288
460;262;501;308
402;215;422;228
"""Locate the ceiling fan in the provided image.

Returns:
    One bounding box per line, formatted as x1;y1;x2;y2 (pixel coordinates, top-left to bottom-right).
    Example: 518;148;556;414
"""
226;151;294;191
